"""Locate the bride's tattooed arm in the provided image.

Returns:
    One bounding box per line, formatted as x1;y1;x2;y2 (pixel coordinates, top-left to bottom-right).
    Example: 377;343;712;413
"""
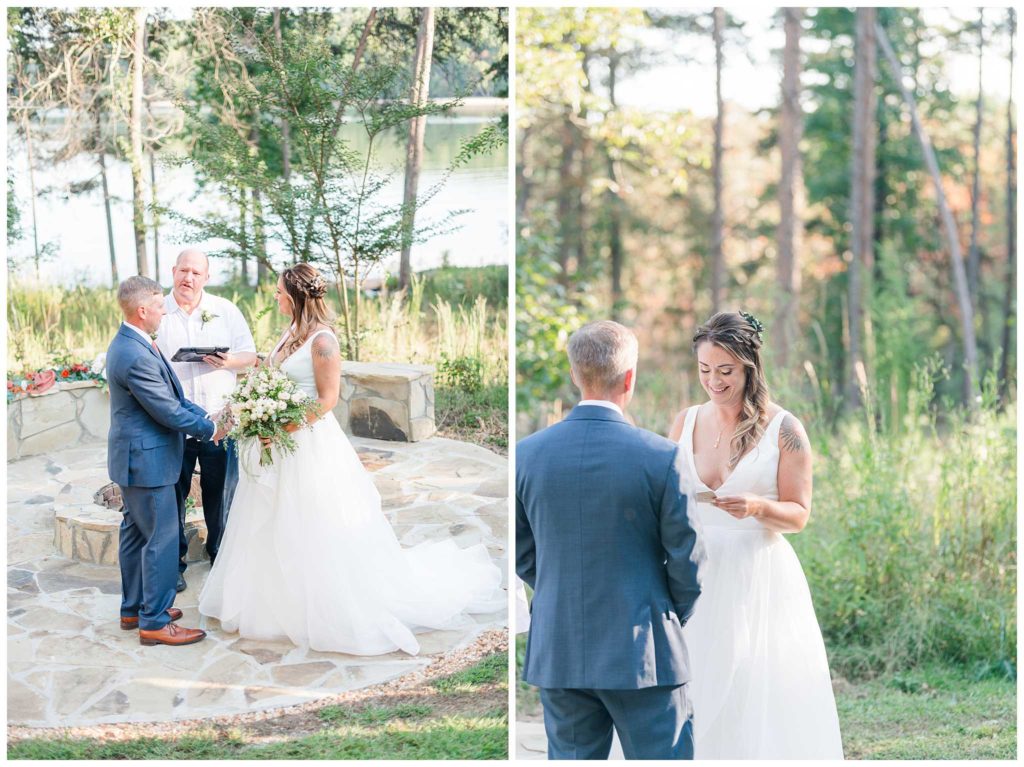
716;412;813;534
296;330;341;429
779;416;805;453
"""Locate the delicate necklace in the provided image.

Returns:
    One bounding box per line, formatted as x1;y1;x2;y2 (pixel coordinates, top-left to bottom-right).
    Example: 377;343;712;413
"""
714;427;725;449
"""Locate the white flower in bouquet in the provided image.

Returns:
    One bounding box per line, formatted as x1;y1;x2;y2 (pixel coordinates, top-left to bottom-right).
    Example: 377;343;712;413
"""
222;365;321;468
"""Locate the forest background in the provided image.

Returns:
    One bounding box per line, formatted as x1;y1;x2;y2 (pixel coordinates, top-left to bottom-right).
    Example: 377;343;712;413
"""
515;7;1016;759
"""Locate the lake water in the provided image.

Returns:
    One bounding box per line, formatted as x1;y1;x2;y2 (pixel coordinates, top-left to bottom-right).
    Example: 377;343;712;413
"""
7;116;509;287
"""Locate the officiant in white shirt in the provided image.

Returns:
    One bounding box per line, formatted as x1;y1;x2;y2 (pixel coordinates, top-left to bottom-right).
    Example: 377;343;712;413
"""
156;249;257;592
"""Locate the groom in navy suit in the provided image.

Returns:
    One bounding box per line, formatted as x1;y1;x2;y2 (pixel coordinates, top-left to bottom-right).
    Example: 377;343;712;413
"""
516;321;704;759
106;276;225;646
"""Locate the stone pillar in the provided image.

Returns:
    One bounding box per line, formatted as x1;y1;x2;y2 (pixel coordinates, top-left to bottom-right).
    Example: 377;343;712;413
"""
334;362;435;442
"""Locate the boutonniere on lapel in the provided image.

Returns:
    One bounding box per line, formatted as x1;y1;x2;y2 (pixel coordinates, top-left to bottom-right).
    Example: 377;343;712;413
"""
200;309;219;329
149;332;158;341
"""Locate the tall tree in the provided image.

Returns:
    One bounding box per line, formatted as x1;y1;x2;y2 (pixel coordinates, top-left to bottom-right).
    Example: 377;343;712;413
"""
606;52;625;316
129;7;149;277
999;8;1016;403
710;6;726;313
876;19;979;406
99;112;118;286
967;9;984;316
273;8;291;183
847;8;877;409
399;7;436;290
775;7;803;372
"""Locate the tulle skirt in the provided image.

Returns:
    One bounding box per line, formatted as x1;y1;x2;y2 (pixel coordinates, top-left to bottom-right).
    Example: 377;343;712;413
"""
198;413;504;655
683;526;844;759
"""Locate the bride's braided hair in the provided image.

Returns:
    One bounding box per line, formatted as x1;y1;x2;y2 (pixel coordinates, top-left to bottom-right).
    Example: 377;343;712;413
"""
279;263;335;359
693;311;770;469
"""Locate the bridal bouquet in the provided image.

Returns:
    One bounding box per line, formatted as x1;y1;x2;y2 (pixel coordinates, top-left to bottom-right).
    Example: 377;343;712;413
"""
221;366;320;467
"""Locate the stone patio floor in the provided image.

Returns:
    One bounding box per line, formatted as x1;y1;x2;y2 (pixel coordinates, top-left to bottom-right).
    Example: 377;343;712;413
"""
7;437;508;728
517;719;625;760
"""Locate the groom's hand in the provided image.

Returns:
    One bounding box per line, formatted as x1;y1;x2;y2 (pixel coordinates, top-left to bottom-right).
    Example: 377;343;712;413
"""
212;422;229;444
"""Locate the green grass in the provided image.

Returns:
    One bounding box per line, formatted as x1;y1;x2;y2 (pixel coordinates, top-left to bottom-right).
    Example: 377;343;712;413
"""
7;718;508;760
317;703;433;726
9;653;509;760
835;665;1016;759
432;652;507;693
515;641;1016;758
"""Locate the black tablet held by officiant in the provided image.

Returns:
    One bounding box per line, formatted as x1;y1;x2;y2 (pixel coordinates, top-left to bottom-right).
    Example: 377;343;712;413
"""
170;347;229;363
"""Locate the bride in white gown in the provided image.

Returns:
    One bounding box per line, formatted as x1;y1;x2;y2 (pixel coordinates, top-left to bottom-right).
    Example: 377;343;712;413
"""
668;311;843;759
199;264;503;655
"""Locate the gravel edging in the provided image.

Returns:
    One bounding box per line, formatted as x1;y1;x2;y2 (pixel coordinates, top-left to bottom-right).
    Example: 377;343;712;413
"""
7;629;508;744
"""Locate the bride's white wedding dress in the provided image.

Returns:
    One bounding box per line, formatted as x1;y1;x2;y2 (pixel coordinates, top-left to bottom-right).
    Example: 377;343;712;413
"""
677;406;844;759
198;328;504;655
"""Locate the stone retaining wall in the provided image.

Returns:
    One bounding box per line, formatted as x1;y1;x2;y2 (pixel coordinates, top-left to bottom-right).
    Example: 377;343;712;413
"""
7;385;109;461
7;363;436;462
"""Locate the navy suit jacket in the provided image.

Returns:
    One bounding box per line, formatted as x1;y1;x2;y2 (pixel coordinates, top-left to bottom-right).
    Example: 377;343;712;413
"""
516;405;703;690
106;324;215;488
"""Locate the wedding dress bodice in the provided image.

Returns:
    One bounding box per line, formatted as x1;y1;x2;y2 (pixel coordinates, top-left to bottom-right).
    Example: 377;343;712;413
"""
680;405;787;531
275;328;333;399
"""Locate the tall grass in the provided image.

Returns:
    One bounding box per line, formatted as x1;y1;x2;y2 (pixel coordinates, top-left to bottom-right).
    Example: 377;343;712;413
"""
6;277;507;386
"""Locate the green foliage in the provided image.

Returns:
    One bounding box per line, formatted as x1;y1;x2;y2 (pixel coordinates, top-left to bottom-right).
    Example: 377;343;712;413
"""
6;173;21;247
417;264;508;309
438;354;484;394
160;8;506;360
515;226;598;412
796;366;1016;677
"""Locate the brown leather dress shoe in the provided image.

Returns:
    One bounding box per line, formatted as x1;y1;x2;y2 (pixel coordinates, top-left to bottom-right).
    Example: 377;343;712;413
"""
120;608;183;630
138;622;206;647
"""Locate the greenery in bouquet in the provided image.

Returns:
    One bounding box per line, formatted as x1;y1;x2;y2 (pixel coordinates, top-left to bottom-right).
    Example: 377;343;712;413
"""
224;365;320;467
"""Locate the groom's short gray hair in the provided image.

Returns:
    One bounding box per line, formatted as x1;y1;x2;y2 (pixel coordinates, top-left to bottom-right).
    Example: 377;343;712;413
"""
568;321;639;394
117;275;162;316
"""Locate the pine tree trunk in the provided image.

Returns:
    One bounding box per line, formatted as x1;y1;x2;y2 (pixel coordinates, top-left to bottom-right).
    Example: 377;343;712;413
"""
968;10;984;313
22;115;41;276
710;7;726;313
776;7;803;373
399;7;435;290
149;150;160;281
130;7;150;277
253;187;267;283
556;109;575;280
606;54;624;317
273;8;291;183
97;112;118;287
239;188;249;284
877;20;980;407
999;8;1016;403
847;8;877;410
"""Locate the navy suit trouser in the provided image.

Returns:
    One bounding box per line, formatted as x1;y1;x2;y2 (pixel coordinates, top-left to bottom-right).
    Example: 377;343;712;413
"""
176;437;238;570
540;684;694;760
119;484;178;630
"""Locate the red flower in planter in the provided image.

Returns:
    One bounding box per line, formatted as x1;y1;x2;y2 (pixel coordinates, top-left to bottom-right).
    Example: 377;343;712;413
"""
61;369;70;378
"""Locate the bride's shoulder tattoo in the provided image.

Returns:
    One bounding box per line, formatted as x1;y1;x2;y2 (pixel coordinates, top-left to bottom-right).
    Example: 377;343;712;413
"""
312;332;339;361
780;415;805;453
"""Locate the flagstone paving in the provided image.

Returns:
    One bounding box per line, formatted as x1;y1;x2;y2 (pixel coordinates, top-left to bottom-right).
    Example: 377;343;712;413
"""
7;438;508;727
516;720;625;760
